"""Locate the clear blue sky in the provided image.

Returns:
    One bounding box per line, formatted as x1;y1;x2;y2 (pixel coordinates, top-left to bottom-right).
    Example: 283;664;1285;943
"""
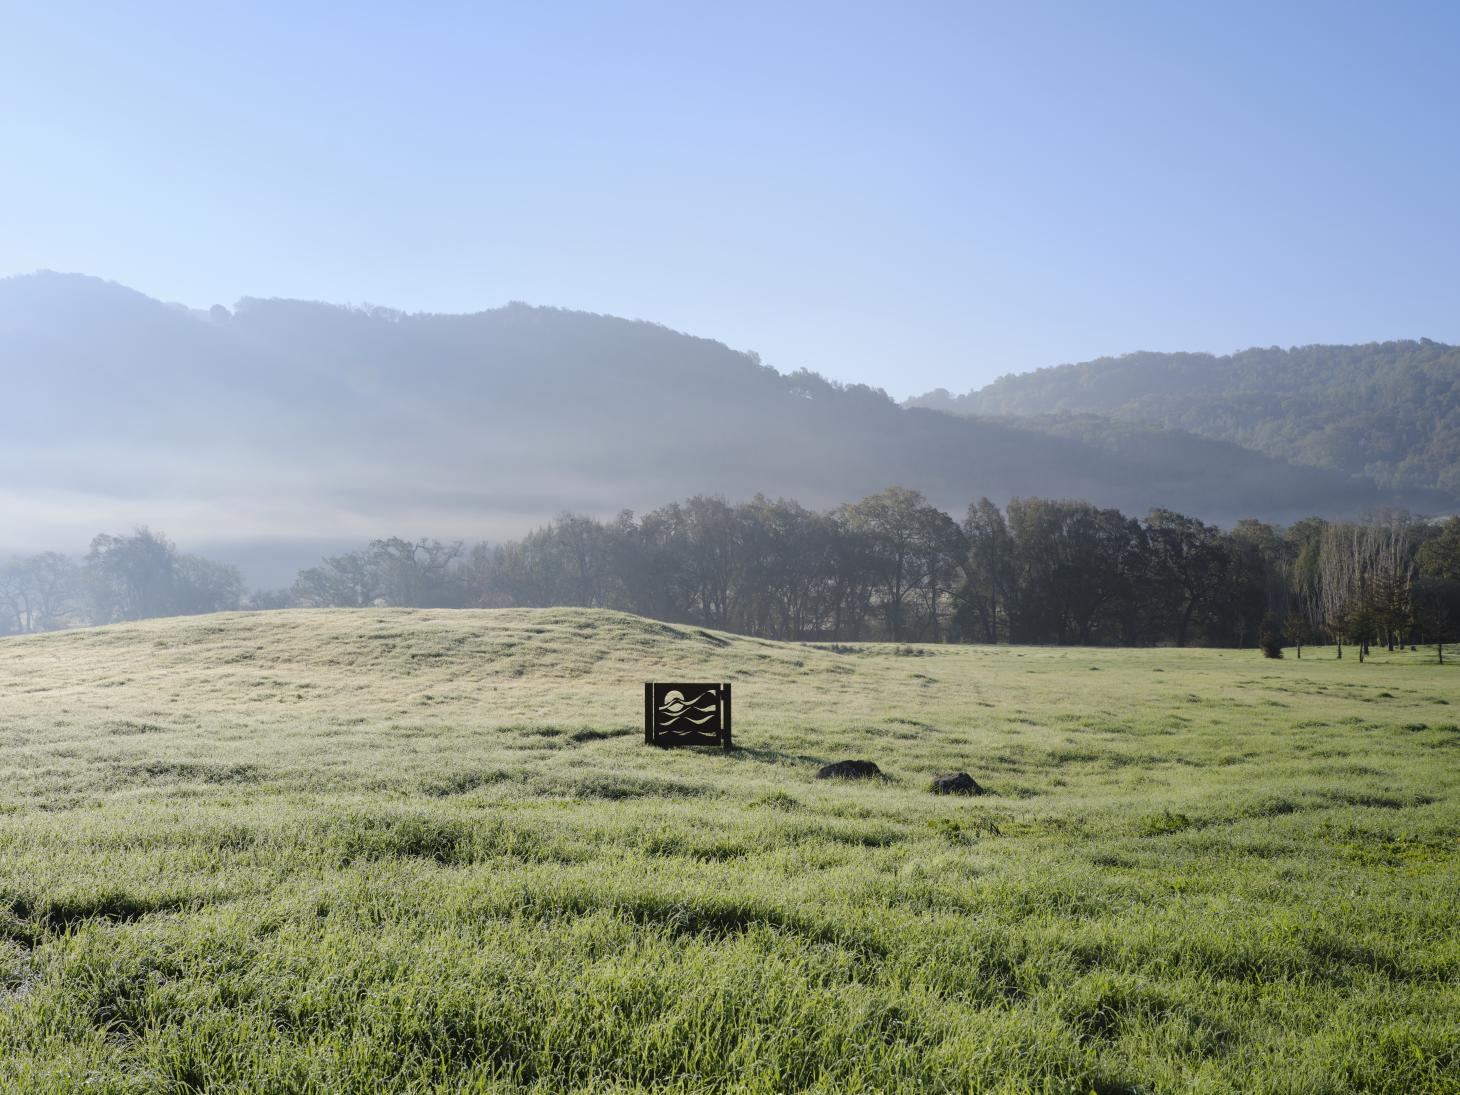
3;1;1457;397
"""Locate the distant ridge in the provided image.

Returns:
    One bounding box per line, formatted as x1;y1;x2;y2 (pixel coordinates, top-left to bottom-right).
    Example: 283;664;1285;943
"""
909;341;1460;498
2;272;1447;581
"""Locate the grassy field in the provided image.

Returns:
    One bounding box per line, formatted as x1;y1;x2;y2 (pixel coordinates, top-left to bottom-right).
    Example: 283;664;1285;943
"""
0;608;1457;1093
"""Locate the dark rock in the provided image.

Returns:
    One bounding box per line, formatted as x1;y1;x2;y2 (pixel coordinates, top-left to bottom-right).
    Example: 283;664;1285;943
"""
930;772;984;795
816;759;883;780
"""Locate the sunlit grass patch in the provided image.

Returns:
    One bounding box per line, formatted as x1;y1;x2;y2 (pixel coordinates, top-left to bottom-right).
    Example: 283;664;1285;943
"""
0;609;1456;1091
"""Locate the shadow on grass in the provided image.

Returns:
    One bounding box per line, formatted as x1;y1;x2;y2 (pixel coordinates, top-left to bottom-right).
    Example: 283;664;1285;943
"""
718;745;829;768
5;890;201;938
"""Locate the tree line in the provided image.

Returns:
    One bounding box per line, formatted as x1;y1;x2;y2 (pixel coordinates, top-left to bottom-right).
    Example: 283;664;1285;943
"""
6;490;1460;652
0;530;244;634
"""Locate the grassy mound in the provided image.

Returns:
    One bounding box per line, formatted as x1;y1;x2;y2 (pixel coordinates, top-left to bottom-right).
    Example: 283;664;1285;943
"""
1;609;1457;1092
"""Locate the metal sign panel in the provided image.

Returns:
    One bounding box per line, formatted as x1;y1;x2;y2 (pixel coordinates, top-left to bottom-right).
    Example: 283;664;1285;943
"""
644;682;732;748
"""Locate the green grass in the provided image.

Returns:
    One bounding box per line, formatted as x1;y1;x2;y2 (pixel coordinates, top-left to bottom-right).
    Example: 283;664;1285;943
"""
0;608;1457;1093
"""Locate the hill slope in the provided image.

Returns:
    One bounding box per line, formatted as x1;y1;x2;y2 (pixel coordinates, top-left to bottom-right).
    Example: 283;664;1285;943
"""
2;274;1428;580
0;607;1456;1090
911;341;1460;496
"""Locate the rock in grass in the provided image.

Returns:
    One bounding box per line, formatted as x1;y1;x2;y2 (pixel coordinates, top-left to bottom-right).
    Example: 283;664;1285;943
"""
816;759;883;780
930;772;984;795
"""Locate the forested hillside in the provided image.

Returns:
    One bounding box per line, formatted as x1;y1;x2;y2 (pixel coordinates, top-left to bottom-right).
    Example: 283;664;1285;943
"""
911;341;1460;495
3;273;1429;586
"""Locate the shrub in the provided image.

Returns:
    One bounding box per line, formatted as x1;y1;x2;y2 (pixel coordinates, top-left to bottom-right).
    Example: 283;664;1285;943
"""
1259;614;1285;658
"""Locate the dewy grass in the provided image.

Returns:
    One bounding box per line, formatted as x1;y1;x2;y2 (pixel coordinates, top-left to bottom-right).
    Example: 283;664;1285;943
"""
0;607;1457;1093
